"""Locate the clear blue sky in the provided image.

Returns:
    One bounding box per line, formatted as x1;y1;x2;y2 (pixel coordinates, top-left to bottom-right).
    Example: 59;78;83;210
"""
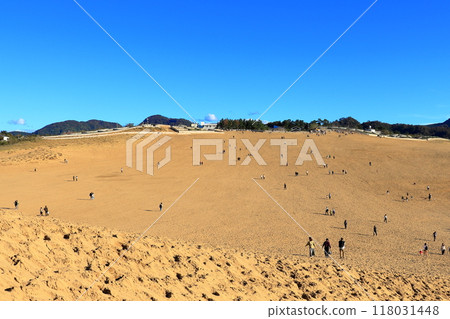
1;0;449;132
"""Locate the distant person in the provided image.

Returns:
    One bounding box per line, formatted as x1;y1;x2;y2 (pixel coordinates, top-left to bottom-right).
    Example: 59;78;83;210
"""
328;193;331;199
423;243;428;256
322;238;331;257
331;208;336;216
344;220;347;229
159;202;163;212
369;161;372;166
338;238;345;259
386;190;390;195
433;231;437;241
89;192;95;200
284;183;287;190
325;207;329;215
306;170;309;176
295;172;298;176
75;176;78;182
14;200;19;210
305;237;315;257
428;193;432;201
73;176;75;181
441;243;446;255
121;168;123;173
40;207;44;216
427;185;430;190
384;214;388;223
373;225;378;236
44;205;49;216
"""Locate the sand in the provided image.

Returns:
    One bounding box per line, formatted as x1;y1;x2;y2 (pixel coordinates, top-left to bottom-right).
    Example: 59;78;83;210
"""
0;130;449;300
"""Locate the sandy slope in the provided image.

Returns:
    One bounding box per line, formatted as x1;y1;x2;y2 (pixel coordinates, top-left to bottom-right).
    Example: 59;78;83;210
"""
0;210;448;301
0;130;449;300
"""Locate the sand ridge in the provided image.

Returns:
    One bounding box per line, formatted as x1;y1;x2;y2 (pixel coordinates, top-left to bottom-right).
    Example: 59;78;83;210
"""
0;210;448;301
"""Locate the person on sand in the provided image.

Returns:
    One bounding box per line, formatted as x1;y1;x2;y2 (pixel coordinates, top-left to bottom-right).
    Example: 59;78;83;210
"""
427;185;430;190
369;161;372;166
384;214;388;223
89;192;95;200
121;168;123;173
441;243;446;255
433;231;437;241
428;193;432;201
159;202;163;212
40;207;44;216
305;237;315;257
14;200;19;210
344;220;347;229
322;238;331;257
338;238;345;259
284;183;287;190
44;205;49;216
331;208;336;216
423;243;428;256
373;225;378;236
325;207;329;215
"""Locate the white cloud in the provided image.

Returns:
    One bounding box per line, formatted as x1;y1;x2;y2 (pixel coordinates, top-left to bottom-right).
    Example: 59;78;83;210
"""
8;118;26;125
204;114;217;122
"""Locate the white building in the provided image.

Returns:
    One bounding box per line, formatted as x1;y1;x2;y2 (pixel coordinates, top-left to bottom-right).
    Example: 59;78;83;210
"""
200;122;217;130
1;135;9;141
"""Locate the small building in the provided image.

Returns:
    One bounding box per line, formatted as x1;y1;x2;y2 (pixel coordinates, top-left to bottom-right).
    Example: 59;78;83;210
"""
1;135;9;141
199;122;217;130
190;123;198;128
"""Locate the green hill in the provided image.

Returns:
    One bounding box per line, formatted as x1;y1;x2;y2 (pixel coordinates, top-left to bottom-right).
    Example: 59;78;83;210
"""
140;114;192;126
34;120;122;136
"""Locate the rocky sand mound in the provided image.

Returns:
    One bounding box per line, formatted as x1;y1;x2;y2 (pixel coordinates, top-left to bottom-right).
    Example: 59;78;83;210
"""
1;210;448;301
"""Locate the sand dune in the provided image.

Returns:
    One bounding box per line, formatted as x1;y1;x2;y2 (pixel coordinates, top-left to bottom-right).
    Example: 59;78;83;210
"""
0;210;448;301
0;130;449;300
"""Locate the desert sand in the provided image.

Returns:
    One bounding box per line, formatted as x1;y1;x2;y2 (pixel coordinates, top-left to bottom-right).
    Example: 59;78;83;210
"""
0;130;449;300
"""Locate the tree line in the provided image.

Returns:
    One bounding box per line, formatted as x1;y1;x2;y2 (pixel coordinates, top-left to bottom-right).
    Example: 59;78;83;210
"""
216;117;450;139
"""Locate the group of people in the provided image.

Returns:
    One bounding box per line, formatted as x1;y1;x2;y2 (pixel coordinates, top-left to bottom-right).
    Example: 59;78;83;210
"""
39;206;50;216
305;237;346;259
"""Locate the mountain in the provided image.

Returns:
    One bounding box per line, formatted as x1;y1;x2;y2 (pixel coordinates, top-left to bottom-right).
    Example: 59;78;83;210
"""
8;131;32;136
428;118;450;127
34;120;122;136
140;114;192;126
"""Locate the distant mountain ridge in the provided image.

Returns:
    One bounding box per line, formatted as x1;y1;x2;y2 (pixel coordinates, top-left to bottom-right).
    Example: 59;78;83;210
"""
140;115;192;126
34;120;122;136
428;118;450;127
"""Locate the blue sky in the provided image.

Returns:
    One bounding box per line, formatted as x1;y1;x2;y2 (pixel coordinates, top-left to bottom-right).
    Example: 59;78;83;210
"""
1;0;449;132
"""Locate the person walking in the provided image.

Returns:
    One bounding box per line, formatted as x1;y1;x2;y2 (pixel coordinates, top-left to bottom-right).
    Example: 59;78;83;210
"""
14;200;19;210
344;220;347;229
305;237;316;257
373;225;378;236
428;193;432;201
384;214;388;223
44;205;49;216
284;183;287;190
89;192;94;200
159;202;163;212
441;243;446;255
433;231;437;241
40;207;44;216
322;238;331;257
338;238;345;259
423;243;429;256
